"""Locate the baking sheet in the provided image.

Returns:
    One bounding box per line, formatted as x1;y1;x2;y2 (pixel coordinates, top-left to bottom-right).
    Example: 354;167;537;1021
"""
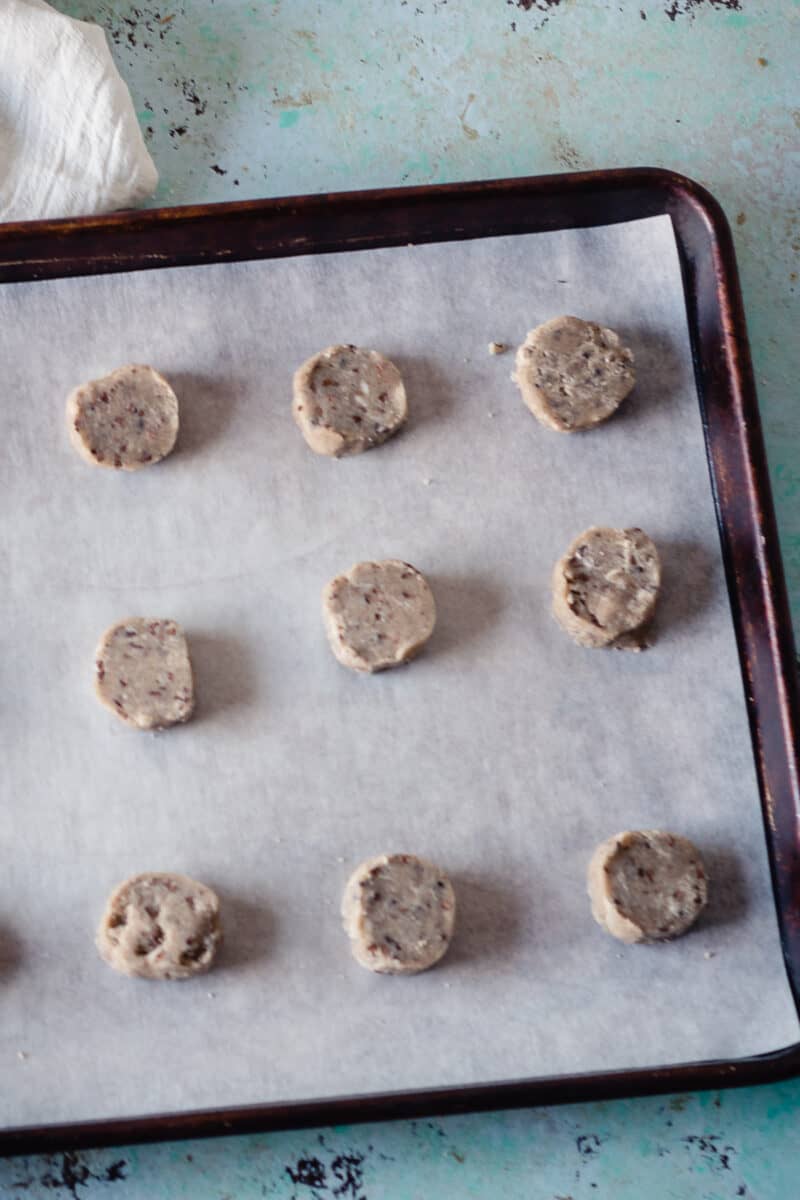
1;215;797;1129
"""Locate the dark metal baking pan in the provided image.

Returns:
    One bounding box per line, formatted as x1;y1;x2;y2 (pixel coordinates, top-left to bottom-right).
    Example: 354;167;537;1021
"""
1;167;798;1155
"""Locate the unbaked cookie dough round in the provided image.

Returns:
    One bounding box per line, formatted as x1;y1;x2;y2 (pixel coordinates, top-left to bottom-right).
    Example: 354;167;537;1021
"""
587;831;708;944
292;344;407;457
97;872;222;980
67;364;179;469
552;526;661;648
94;617;195;729
341;853;456;974
322;559;436;673
514;316;635;432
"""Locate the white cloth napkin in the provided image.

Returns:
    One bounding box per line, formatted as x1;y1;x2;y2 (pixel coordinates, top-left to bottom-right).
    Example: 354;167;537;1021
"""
0;0;158;221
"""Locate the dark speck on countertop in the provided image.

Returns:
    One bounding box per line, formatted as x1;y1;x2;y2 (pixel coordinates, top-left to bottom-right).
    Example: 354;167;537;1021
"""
664;0;742;19
6;1152;127;1199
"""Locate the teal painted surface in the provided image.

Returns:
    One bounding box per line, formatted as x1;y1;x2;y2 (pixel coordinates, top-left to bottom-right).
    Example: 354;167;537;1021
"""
4;1;799;1195
3;1084;800;1197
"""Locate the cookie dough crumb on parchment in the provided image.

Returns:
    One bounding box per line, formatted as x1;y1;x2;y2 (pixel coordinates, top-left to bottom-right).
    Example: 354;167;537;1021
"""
97;872;222;980
322;560;436;673
514;316;635;432
552;526;661;648
292;344;407;457
67;364;179;469
587;831;708;944
94;617;195;729
341;853;456;974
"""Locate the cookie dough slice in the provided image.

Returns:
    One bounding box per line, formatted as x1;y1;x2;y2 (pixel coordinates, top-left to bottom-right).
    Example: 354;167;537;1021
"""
552;526;661;648
67;364;179;469
94;617;194;729
588;831;708;944
293;344;407;456
322;559;436;673
514;316;635;432
97;872;222;980
342;853;456;974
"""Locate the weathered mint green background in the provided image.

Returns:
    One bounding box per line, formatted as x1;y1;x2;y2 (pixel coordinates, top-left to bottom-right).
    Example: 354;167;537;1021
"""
2;1;798;1195
4;1083;800;1198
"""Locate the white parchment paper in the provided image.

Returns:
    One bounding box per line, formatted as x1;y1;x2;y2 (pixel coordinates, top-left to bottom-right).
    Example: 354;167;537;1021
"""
1;216;797;1128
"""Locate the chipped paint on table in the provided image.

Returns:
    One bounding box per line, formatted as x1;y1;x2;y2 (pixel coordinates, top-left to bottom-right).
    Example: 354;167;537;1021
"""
4;1084;800;1197
3;0;799;1196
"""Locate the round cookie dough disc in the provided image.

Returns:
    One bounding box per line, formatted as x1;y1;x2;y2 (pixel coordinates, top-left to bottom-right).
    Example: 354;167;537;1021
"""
588;831;708;944
552;526;661;648
322;559;436;673
292;344;407;457
97;872;222;980
341;853;456;974
94;617;195;729
514;316;635;432
67;364;179;469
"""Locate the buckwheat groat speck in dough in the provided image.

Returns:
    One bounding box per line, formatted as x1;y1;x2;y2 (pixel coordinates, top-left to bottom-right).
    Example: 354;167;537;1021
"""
293;344;407;456
342;854;456;974
552;526;661;648
67;364;179;468
322;560;436;673
94;617;194;729
514;316;635;432
588;831;708;944
97;872;222;979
